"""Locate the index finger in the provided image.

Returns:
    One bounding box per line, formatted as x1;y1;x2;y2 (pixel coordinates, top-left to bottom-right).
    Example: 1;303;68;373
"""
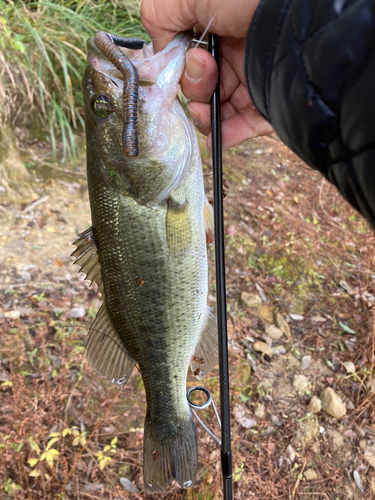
141;0;197;52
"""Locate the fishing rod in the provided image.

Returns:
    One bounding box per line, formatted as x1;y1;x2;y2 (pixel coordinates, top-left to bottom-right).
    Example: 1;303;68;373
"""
209;32;233;500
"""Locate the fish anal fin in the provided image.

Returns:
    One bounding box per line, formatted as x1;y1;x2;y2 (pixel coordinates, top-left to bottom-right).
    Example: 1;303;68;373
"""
166;197;191;252
71;227;103;293
190;307;218;380
203;196;214;245
143;411;197;493
87;301;134;386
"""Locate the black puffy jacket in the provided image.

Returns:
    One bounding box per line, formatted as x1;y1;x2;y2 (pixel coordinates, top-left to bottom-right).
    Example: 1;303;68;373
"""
245;0;375;229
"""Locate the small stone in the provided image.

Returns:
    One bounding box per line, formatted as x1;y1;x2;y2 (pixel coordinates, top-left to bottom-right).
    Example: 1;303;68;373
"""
320;387;347;418
253;341;273;358
254;404;265;419
241;292;262;309
233;404;257;429
311;316;327;323
300;355;312;370
364;447;375;468
346;400;355;410
343;361;356;374
120;478;139;493
68;306;86;318
276;313;291;338
258;304;274;324
290;314;304;321
308;396;322;414
286;444;295;462
293;374;309;395
83;484;104;493
4;310;21;320
304;469;318;481
265;324;283;341
0;370;10;382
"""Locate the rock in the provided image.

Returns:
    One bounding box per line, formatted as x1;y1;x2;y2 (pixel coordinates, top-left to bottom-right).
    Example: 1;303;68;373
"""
253;341;273;358
304;469;318;481
233;404;257;429
258;304;274;324
276;312;291;338
254;404;265;419
308;396;322;414
265;324;283;341
83;484;104;493
300;355;312;370
293;374;309;395
295;418;319;448
364;446;375;468
346;400;355;411
320;388;347;418
241;292;262;309
290;314;304;321
4;310;21;320
343;361;356;374
68;306;86;318
286;444;295;463
18;307;34;317
120;478;139;493
310;316;327;323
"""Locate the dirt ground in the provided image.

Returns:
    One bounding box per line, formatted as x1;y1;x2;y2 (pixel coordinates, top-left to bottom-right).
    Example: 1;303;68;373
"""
1;135;375;499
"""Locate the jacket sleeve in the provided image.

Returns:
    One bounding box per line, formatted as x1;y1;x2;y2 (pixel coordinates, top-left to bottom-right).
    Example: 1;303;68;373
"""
245;0;375;228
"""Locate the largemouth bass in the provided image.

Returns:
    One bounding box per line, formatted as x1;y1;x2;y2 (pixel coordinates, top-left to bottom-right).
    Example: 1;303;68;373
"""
72;32;217;493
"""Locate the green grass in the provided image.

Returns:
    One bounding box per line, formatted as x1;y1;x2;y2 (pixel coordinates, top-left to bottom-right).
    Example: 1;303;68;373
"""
0;0;146;163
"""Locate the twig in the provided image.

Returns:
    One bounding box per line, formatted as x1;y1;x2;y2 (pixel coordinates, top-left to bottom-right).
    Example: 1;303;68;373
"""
22;195;49;213
291;455;309;500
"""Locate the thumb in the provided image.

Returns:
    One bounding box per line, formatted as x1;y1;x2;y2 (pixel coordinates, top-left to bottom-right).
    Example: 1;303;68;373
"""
141;0;197;52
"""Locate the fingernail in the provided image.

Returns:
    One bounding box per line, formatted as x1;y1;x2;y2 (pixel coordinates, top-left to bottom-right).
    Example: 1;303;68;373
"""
185;52;205;83
187;106;201;127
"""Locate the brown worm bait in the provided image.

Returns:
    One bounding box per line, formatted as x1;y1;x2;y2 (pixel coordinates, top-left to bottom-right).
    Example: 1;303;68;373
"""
94;31;145;157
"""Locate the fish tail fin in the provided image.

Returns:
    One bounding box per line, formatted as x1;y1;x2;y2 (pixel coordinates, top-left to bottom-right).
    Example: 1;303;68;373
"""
143;411;198;493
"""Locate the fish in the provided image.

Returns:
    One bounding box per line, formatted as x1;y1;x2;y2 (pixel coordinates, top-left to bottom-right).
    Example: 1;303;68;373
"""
72;32;218;493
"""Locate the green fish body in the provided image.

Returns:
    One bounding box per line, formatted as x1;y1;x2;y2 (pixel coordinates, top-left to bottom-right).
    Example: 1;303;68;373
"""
73;33;217;493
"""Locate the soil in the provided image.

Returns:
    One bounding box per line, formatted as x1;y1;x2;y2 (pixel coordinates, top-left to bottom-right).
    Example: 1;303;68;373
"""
1;135;375;500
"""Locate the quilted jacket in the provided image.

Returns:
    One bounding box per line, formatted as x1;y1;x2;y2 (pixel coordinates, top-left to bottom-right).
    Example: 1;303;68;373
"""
245;0;375;228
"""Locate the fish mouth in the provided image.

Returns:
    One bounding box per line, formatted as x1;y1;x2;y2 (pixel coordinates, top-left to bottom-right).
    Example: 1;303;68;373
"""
87;31;193;88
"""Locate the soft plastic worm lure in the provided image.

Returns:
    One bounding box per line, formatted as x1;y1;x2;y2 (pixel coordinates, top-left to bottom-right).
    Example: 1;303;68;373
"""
94;31;145;157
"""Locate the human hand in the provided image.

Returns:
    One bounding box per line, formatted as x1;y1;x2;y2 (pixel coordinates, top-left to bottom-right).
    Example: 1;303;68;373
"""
141;0;274;150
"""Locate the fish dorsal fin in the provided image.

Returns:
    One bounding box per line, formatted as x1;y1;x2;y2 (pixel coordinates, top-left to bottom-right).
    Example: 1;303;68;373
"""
71;227;103;293
190;307;218;380
166;197;191;252
203;196;214;245
87;301;135;386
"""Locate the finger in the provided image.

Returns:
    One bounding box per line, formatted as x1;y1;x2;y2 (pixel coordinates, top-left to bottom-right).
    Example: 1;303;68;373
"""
206;111;274;151
181;49;218;103
187;102;212;136
141;0;197;52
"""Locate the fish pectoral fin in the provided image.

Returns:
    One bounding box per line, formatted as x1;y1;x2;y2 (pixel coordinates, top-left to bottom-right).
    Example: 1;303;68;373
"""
190;306;218;380
166;197;191;252
203;196;214;245
87;301;134;386
71;227;103;293
143;411;197;493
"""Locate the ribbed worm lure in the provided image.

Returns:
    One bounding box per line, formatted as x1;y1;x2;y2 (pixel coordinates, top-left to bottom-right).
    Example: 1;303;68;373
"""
94;31;145;157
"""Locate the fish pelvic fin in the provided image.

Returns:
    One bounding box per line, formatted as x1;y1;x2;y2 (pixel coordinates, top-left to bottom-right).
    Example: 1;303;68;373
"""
190;306;218;380
166;197;191;253
203;196;214;245
143;411;198;493
87;300;134;387
71;227;103;293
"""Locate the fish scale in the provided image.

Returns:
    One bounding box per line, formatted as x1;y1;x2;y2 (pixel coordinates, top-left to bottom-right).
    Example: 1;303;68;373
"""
73;31;218;493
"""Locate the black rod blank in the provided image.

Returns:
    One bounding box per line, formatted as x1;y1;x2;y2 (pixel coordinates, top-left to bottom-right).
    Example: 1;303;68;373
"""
208;33;233;499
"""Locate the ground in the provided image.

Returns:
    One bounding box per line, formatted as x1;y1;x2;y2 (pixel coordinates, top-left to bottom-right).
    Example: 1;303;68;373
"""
0;135;375;500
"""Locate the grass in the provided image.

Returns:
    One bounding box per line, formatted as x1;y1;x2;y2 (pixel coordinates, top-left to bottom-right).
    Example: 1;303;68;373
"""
0;0;146;163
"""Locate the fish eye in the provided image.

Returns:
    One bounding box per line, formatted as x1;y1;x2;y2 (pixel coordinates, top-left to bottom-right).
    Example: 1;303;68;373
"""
93;94;115;118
